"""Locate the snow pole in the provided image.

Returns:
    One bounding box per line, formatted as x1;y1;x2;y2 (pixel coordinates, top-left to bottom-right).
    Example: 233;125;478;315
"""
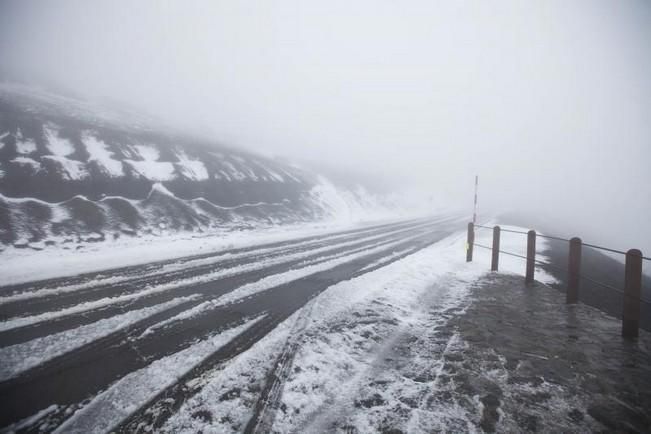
473;175;478;224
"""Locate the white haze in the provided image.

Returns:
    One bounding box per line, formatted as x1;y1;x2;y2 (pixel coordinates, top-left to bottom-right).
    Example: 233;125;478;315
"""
0;0;650;253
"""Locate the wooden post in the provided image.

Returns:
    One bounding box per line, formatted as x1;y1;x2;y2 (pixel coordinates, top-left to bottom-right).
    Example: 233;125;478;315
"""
491;226;500;271
466;222;474;262
525;230;536;284
566;237;582;304
622;249;643;339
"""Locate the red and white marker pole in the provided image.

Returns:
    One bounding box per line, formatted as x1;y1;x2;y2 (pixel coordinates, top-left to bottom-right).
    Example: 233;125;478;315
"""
472;175;478;224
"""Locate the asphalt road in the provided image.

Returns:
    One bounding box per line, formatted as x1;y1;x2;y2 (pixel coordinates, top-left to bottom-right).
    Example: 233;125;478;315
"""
0;215;463;432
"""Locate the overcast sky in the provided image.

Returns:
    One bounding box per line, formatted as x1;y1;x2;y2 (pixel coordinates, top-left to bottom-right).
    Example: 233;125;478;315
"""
1;0;650;251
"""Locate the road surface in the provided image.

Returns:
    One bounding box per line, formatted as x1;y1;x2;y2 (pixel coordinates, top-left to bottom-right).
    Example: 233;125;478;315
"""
0;215;463;432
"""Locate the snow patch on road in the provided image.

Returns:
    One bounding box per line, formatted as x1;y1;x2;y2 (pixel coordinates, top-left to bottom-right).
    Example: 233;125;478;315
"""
158;224;556;433
0;218;418;286
0;297;196;381
137;227;437;337
54;316;263;434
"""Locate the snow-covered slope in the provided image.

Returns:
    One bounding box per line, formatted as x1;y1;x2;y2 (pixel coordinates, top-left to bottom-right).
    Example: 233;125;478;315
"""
0;84;404;250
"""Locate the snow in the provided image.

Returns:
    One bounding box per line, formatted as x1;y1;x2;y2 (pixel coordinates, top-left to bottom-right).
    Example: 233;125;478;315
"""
55;316;263;434
83;133;124;177
123;144;176;181
279;167;302;183
0;220;429;331
358;246;417;272
3;405;59;434
0;218;410;286
10;157;42;171
220;169;233;180
175;150;209;181
253;160;285;182
0;276;201;332
162;314;298;433
133;144;160;161
0;297;195;381
472;222;557;284
44;124;75;156
41;156;89;181
309;176;416;225
221;160;247;181
15;138;37;154
210;227;433;307
231;156;259;181
124;160;176;181
139;229;431;336
160;225;557;433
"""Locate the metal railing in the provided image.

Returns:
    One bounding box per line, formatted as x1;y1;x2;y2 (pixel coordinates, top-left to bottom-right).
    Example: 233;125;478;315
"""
466;222;648;339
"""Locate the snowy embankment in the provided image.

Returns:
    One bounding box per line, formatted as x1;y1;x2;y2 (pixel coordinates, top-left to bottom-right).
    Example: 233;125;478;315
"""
42;224;554;433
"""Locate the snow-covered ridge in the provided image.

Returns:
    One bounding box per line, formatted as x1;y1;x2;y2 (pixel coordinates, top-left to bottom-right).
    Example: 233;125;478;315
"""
0;84;422;250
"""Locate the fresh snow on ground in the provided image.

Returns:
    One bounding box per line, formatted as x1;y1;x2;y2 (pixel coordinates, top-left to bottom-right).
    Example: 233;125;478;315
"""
83;133;124;177
55;317;263;434
124;159;176;181
41;155;89;180
175;150;209;181
0;297;196;381
0;218;414;286
140;228;436;337
0;220;433;331
0;219;571;432
15;137;37;154
44;124;75;156
9;156;41;170
159;225;556;433
472;222;557;285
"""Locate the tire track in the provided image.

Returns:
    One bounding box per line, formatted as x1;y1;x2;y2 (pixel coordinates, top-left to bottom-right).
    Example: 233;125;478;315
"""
0;217;461;431
0;219;444;346
0;218;437;320
114;226;455;433
0;218;429;298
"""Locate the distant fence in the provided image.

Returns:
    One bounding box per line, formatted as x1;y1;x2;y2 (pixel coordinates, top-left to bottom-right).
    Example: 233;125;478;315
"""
465;222;650;339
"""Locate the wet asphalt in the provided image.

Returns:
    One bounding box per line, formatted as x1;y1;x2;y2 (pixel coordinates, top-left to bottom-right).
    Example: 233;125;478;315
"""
0;216;463;431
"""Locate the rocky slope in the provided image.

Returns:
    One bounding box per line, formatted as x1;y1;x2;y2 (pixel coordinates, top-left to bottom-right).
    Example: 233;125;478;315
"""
0;84;390;249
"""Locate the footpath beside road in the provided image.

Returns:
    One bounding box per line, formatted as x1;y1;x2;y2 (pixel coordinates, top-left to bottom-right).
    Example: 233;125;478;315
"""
442;273;651;433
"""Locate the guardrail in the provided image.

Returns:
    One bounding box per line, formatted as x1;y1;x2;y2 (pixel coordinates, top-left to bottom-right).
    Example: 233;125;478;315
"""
465;222;649;339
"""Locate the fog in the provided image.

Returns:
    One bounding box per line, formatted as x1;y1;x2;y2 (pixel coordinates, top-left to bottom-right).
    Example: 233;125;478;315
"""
1;0;650;252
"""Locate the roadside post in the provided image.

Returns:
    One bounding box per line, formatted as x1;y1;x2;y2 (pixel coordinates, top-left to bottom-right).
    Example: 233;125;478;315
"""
566;237;582;304
525;230;536;284
466;222;474;262
491;226;500;271
622;249;643;338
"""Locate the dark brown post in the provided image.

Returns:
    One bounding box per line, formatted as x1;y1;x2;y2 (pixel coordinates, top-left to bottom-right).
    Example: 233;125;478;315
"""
525;230;536;284
466;222;474;262
491;226;500;271
566;237;582;304
622;249;643;338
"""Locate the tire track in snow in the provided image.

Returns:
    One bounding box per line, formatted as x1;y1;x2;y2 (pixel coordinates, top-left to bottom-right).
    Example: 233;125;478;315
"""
112;226;455;433
0;218;429;298
0;218;432;317
53;316;264;434
0;217;462;430
0;296;199;382
0;219;445;344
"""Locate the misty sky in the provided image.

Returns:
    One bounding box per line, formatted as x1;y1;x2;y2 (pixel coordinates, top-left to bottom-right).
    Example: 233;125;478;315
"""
1;0;650;252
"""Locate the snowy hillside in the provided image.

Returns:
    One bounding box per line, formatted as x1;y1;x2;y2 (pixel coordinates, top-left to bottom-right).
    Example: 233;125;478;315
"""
0;84;402;250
